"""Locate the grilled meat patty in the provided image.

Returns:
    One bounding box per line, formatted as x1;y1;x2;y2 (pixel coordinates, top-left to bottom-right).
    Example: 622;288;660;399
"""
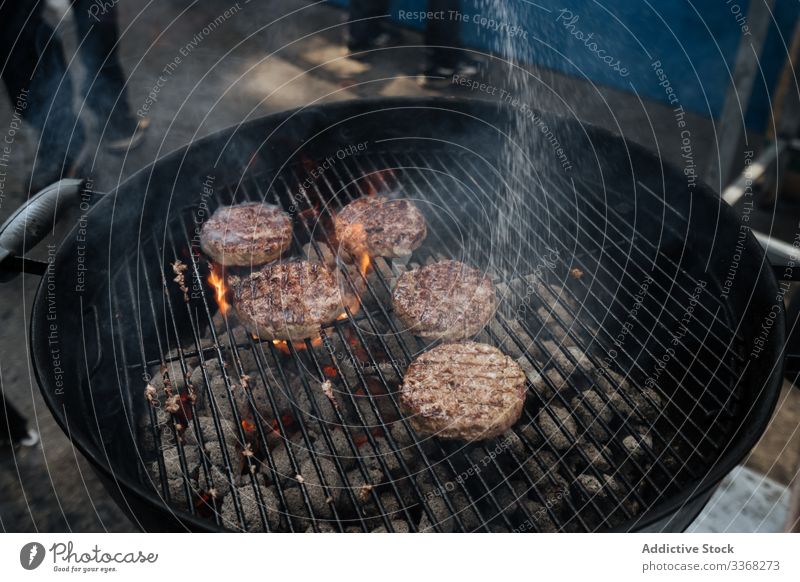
200;202;292;267
302;242;366;308
334;196;427;258
392;260;497;341
228;260;354;340
400;342;527;441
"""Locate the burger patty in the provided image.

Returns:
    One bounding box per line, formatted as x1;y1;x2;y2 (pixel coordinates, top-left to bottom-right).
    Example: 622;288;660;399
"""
228;260;354;341
334;196;427;258
392;260;497;341
200;202;292;267
400;342;527;441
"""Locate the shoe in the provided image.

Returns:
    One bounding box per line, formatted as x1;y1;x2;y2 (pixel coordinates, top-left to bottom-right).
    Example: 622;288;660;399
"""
18;429;40;448
418;60;480;89
104;115;150;154
347;29;403;56
1;428;40;450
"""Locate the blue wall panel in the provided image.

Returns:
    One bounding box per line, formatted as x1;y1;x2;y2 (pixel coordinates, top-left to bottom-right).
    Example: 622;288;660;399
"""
328;0;798;130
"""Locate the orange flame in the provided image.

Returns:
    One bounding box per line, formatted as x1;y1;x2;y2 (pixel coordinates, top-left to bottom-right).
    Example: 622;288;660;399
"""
334;253;370;322
359;253;371;278
208;265;230;315
272;337;323;354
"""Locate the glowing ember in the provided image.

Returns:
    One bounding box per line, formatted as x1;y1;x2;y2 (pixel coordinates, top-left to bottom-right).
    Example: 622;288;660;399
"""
241;419;256;433
271;414;297;436
298;205;320;222
353;427;386;448
208;265;230;315
193;491;219;518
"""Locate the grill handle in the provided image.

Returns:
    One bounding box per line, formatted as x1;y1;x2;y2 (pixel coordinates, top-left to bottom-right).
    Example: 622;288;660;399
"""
754;231;800;282
756;231;800;380
0;179;87;279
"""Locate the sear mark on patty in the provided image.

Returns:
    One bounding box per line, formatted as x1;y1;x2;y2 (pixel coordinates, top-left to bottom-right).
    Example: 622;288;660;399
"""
392;260;497;341
200;202;292;267
228;260;355;341
400;342;527;441
334;196;427;258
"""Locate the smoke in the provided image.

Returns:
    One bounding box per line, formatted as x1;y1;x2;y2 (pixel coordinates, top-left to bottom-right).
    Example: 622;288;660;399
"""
474;0;555;309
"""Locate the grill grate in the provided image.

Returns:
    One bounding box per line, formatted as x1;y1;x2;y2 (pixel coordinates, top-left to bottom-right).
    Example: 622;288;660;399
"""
121;148;746;532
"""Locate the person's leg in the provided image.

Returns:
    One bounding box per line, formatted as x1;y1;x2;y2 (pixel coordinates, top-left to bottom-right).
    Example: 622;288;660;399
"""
425;0;462;68
347;0;392;51
0;2;87;191
71;0;129;119
1;393;38;447
419;0;480;87
71;0;147;151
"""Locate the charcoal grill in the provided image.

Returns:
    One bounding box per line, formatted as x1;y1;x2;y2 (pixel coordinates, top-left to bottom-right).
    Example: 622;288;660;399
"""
0;97;786;532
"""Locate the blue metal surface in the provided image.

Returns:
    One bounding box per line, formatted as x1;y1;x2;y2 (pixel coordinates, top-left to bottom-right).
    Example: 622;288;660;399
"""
328;0;798;130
